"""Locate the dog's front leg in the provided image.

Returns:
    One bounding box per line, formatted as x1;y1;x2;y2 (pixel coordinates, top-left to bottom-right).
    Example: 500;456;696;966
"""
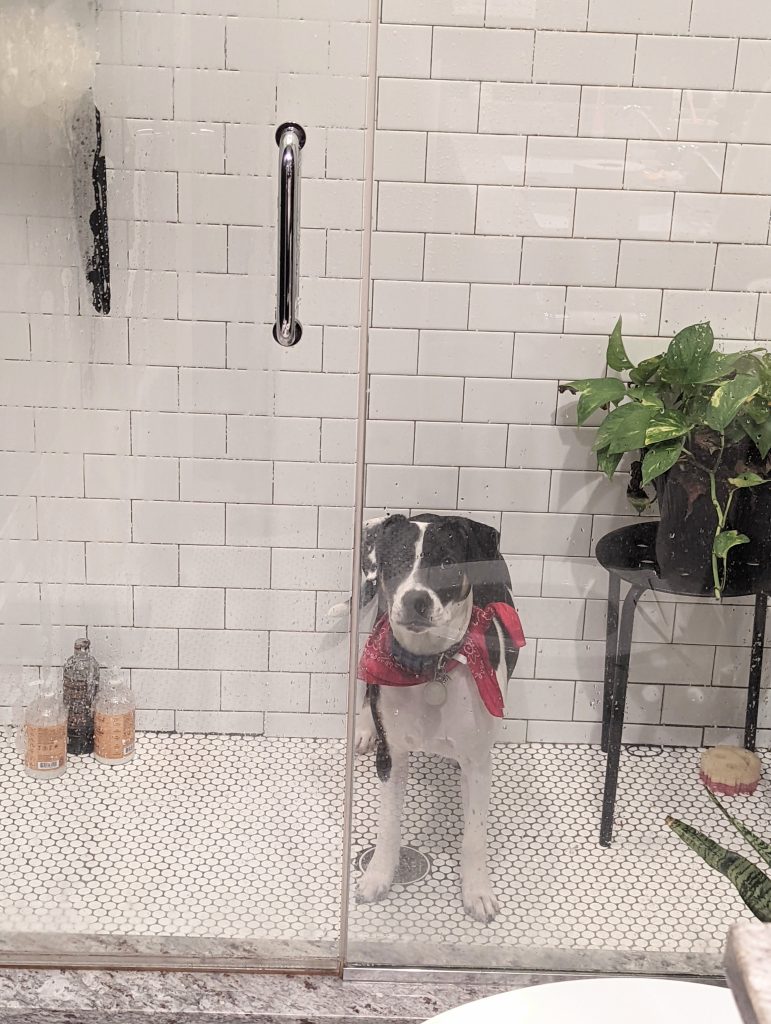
459;756;499;923
357;748;409;904
354;682;377;755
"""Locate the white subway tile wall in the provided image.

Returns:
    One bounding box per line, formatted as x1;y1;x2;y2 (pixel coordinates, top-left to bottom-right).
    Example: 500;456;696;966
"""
365;0;771;746
3;1;771;746
0;4;372;737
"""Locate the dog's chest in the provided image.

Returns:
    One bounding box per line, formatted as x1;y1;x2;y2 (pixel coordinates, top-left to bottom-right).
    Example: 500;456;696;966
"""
377;663;496;758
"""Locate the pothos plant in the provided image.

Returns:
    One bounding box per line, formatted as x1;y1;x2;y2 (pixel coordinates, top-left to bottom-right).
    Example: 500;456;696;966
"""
559;319;771;599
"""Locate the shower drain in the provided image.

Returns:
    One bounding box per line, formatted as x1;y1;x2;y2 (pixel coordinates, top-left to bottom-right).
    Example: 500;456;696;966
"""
354;845;432;886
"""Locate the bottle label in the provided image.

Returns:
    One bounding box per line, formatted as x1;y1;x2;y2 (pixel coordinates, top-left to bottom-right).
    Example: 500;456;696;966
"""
94;710;135;761
25;723;67;773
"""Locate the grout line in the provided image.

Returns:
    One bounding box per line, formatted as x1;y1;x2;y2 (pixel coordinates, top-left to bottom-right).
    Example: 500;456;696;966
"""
731;36;741;90
631;31;640;84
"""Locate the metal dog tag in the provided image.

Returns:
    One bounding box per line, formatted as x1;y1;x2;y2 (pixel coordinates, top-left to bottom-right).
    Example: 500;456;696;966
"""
424;676;448;707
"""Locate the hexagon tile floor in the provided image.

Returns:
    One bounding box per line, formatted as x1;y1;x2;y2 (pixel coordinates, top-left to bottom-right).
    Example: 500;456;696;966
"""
349;743;770;971
0;732;769;971
0;733;345;954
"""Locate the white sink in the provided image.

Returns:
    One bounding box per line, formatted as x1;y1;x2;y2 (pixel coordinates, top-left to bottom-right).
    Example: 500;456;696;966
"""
424;978;742;1024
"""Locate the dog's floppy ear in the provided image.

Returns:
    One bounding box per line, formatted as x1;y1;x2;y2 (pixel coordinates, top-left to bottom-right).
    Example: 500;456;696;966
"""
454;517;519;679
360;514;407;608
452;516;513;608
458;517;502;564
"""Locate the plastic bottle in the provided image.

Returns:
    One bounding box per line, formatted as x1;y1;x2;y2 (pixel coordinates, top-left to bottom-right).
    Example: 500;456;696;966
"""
23;680;67;779
94;671;136;765
63;637;100;755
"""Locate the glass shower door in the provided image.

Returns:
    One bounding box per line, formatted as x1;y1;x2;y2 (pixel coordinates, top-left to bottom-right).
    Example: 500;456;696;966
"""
344;1;771;979
0;0;374;970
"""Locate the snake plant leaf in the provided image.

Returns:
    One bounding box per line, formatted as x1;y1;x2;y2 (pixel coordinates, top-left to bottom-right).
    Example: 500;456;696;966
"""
739;414;771;459
705;788;771;870
641;438;684;487
666;322;715;374
561;378;626;426
666;815;771;922
628;354;663;386
606;318;633;372
596;447;623;479
728;472;768;489
713;529;750;561
705;374;762;432
644;410;691;445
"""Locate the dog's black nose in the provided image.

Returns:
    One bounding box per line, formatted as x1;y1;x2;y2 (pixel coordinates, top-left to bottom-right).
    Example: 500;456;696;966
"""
402;589;432;621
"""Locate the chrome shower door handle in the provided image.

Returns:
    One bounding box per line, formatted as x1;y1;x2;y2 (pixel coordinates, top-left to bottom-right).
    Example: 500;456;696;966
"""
273;122;306;347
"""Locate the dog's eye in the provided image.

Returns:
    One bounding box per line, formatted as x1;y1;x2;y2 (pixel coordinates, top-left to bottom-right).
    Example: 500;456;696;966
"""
440;558;454;570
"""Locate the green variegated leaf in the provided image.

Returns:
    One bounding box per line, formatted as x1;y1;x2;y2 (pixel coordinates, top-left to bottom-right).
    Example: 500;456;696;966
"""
596;402;657;454
606;318;633;372
596;447;623;479
592;402;636;451
666;322;714;373
628;354;663;385
705;788;771;871
641;438;684;487
733;352;766;377
627;386;664;409
667;816;771;922
744;397;771;424
739;414;771;459
559;378;602;394
691;351;743;384
704;374;762;432
644;410;690;445
569;378;626;426
627;492;654;513
728;472;768;489
713;530;749;560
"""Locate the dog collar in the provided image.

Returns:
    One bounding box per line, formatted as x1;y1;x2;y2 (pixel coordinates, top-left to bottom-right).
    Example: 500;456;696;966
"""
359;602;526;718
389;634;463;678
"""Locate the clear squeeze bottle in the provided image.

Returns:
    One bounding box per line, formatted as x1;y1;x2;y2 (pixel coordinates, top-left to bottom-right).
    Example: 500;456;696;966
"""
94;671;136;765
24;681;67;779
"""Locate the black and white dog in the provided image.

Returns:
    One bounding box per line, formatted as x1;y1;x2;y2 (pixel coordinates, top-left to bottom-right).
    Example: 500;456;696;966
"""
354;514;524;923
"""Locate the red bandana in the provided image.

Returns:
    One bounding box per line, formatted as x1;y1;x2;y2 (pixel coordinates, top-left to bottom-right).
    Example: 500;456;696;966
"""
359;603;526;718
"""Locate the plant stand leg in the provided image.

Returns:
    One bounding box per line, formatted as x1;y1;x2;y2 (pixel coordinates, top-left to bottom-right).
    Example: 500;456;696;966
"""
601;573;621;754
600;584;645;848
744;592;767;753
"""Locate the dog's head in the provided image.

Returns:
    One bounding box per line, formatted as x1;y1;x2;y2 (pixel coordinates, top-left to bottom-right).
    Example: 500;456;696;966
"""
362;514;512;657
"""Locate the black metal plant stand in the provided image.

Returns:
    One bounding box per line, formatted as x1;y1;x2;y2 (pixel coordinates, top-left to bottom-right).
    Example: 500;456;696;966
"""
595;521;767;847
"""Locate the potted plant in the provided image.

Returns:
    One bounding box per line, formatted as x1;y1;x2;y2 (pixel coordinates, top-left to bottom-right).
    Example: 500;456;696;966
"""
667;788;771;922
559;320;771;598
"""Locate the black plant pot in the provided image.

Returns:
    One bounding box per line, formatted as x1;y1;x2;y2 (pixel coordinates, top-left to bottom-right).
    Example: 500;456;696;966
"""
730;479;771;593
653;459;719;596
651;432;769;597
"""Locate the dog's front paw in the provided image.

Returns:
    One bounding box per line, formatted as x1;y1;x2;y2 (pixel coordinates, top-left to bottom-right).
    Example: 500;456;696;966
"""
462;877;500;923
354;718;377;755
357;863;395;903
